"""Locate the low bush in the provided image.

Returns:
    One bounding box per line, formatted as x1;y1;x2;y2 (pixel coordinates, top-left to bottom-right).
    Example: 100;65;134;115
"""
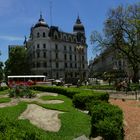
30;85;79;98
0;86;8;91
0;116;41;140
90;102;124;140
9;85;35;98
72;91;109;110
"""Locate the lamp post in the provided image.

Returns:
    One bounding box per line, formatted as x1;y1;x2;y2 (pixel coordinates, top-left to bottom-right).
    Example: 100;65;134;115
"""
76;44;84;85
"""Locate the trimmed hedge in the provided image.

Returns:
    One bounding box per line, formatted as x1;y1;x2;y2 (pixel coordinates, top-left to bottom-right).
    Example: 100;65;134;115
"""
90;102;124;140
30;85;79;98
30;85;123;139
72;91;109;109
81;85;115;90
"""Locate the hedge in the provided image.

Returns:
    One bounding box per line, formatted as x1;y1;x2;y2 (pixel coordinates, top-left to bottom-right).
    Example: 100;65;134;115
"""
30;85;79;98
90;102;124;140
72;91;109;109
30;85;123;139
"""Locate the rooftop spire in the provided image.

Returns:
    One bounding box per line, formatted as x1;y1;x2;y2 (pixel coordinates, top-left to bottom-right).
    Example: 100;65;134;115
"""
39;11;44;22
76;15;81;24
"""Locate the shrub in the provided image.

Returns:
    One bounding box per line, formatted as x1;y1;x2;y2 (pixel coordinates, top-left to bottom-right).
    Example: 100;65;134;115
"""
30;85;79;98
72;91;109;109
0;117;41;140
0;86;8;91
9;85;35;98
90;102;124;140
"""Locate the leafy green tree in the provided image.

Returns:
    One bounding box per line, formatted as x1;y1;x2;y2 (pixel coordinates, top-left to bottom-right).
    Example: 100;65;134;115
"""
91;3;140;83
5;46;30;77
0;51;3;82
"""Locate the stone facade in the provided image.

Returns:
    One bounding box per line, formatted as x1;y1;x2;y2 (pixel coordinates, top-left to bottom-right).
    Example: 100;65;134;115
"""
89;48;128;78
25;15;88;83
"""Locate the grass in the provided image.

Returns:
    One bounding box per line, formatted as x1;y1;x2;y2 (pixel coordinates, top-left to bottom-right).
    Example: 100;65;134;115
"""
0;89;9;95
0;91;91;140
39;94;73;112
0;97;11;103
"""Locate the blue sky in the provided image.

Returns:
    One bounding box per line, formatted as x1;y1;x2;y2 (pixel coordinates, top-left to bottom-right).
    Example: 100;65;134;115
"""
0;0;139;63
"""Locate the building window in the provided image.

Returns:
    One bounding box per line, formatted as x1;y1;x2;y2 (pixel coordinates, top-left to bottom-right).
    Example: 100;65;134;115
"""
43;62;47;67
82;56;84;61
64;54;67;60
56;72;59;79
43;52;46;58
56;53;58;59
64;45;66;50
43;44;46;49
33;63;35;68
43;32;46;37
37;32;40;38
75;55;77;61
55;44;58;50
37;62;40;68
83;64;85;68
70;63;72;68
65;63;67;68
63;36;67;41
69;46;72;51
37;44;40;48
75;63;77;68
55;35;58;40
56;62;59;68
74;47;76;52
70;55;72;60
69;37;72;42
37;52;40;58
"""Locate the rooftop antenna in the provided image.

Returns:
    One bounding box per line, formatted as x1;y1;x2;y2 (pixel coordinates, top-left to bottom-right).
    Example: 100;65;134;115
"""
49;1;53;25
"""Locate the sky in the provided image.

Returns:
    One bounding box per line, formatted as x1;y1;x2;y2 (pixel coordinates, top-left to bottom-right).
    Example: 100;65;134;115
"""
0;0;139;63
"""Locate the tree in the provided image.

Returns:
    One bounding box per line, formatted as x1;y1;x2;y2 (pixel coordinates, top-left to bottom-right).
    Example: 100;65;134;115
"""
0;51;3;82
91;3;140;83
5;46;30;77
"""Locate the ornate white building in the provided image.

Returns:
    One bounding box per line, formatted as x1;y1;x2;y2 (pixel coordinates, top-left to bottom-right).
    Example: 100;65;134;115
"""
25;14;88;83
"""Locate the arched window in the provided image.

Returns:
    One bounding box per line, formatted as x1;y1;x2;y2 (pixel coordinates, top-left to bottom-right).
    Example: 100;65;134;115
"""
63;35;67;41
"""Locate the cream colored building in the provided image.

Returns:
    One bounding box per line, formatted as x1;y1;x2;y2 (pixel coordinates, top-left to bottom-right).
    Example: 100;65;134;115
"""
25;14;88;83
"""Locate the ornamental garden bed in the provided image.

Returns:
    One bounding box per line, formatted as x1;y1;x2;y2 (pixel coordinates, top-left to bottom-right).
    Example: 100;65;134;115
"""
0;86;123;140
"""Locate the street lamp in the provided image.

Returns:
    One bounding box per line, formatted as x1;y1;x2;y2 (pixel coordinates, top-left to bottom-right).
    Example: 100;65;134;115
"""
76;44;84;84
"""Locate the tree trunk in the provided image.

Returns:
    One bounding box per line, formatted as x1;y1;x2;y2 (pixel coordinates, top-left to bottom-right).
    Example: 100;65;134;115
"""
132;67;139;83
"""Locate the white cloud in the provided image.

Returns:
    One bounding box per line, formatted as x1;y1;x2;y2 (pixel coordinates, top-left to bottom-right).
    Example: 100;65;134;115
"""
0;35;24;41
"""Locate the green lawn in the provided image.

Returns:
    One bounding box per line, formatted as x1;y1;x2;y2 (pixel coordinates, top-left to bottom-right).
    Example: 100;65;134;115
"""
0;97;11;103
0;91;91;140
0;89;9;95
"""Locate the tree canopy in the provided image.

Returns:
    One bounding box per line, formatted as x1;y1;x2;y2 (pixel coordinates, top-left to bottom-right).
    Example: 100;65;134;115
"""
0;51;3;82
5;46;30;77
91;3;140;83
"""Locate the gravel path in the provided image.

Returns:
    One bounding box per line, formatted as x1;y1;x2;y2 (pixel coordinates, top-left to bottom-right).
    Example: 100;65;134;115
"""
19;104;64;132
0;92;65;132
0;92;63;108
110;99;140;140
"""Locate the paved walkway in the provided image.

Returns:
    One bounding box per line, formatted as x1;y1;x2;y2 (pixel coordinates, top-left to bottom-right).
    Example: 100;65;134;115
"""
110;99;140;140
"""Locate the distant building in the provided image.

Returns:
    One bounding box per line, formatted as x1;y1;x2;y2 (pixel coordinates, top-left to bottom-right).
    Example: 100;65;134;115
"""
25;14;88;83
89;47;131;79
